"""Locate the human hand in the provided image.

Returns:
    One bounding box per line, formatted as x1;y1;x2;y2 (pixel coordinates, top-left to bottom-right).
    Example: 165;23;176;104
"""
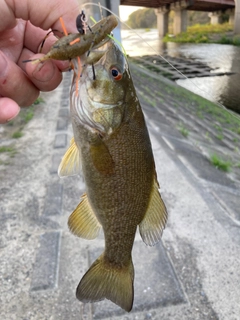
0;0;79;123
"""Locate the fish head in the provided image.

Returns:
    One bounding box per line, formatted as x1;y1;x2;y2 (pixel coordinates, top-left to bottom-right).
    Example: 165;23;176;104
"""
71;40;132;136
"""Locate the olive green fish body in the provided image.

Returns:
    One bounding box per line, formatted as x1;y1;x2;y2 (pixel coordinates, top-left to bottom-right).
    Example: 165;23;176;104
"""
77;96;155;264
58;40;167;312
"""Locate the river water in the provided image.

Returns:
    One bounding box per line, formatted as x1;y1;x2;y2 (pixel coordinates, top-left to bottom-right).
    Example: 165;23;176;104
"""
121;29;240;113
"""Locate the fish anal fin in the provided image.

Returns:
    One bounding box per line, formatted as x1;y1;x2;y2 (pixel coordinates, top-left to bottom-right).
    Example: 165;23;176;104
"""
139;177;167;246
58;137;81;177
76;254;134;312
90;139;114;175
68;193;101;239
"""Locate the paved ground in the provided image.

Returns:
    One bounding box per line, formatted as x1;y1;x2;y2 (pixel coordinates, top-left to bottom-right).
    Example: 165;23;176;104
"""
0;63;240;320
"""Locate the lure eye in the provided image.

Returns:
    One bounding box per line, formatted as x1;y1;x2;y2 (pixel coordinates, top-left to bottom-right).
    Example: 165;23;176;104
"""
111;68;122;81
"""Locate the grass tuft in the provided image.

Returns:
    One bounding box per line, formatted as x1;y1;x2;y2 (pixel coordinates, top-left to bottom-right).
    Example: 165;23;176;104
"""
178;123;189;137
210;154;231;172
12;131;23;139
163;23;236;45
0;146;15;153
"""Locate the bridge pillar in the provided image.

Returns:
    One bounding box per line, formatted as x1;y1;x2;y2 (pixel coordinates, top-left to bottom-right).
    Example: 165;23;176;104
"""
171;1;188;35
209;11;222;25
234;0;240;34
155;7;169;37
227;9;235;25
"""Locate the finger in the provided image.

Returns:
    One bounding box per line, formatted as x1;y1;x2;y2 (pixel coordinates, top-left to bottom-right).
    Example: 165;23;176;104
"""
0;0;79;33
23;21;60;55
0;51;39;106
19;48;71;91
0;97;20;124
0;1;17;31
21;52;64;92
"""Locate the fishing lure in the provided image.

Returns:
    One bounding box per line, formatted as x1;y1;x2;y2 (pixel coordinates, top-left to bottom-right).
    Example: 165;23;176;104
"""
76;10;90;34
23;14;118;64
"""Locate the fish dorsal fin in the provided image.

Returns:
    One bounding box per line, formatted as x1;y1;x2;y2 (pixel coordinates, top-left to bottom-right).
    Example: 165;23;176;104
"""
58;137;81;177
68;193;102;239
139;177;167;246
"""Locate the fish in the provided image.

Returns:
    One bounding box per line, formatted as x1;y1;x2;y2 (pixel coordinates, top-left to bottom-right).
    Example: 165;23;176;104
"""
58;39;167;312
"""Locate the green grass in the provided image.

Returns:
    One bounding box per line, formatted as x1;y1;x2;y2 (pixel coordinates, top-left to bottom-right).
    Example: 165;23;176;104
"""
163;23;235;45
188;23;233;33
0;146;15;153
21;108;34;123
164;32;209;44
12;131;23;139
196;111;204;119
210;154;232;172
216;133;224;140
0;145;17;158
33;97;44;105
8;97;44;127
130;63;240;136
218;35;240;46
178;123;189;137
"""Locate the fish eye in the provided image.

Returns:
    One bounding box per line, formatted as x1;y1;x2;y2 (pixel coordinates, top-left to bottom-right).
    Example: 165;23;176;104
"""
111;68;122;81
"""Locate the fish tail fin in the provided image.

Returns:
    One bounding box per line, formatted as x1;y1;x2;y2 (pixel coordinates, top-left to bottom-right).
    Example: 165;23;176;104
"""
76;254;134;312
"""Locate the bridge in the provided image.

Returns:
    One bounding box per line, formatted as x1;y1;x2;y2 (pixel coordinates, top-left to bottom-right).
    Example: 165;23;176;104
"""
120;0;239;36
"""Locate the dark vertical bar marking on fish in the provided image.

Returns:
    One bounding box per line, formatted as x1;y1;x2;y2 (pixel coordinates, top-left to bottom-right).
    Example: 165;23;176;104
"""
31;232;61;291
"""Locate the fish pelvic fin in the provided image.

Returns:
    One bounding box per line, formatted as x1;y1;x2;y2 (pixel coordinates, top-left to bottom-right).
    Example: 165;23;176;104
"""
58;137;81;177
68;193;101;239
139;177;168;246
76;254;134;312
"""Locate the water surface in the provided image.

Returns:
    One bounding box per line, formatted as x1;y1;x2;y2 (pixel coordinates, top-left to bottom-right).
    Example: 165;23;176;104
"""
121;29;240;113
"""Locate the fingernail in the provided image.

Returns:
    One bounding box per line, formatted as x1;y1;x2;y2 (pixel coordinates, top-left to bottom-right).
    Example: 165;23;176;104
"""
32;60;55;82
7;106;20;122
0;51;8;78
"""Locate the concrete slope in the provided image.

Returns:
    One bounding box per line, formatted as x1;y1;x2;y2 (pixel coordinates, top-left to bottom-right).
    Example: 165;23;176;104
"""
0;65;239;320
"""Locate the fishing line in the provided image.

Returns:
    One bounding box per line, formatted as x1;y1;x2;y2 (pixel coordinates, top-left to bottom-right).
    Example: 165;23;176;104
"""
81;1;240;121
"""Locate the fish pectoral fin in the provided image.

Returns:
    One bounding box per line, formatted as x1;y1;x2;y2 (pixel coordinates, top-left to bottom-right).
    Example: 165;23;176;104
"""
58;137;81;177
76;254;134;312
90;138;114;175
68;193;102;239
139;177;167;246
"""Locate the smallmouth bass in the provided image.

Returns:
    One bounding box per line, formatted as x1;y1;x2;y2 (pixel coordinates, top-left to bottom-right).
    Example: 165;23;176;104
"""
58;40;167;312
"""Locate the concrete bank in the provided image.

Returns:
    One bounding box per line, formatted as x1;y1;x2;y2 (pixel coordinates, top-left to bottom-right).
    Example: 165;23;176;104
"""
0;63;239;320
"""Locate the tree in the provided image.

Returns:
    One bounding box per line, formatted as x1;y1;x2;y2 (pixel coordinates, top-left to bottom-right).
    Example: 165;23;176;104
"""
127;8;157;29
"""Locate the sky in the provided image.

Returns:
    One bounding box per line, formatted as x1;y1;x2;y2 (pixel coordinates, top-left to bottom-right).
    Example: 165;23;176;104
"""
119;5;144;21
